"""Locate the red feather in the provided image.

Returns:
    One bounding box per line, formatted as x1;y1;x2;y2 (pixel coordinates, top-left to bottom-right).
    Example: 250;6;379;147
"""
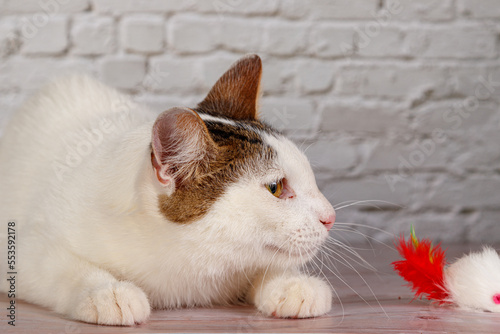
392;232;450;304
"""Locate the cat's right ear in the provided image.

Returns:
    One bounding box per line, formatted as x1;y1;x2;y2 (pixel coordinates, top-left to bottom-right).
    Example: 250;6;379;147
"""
197;54;262;121
151;107;217;188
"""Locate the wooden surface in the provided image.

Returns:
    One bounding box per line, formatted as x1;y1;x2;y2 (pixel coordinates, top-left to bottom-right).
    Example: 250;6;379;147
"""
2;243;500;333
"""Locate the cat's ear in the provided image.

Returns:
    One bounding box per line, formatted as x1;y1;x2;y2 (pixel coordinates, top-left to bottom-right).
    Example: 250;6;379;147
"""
151;107;217;188
197;54;262;121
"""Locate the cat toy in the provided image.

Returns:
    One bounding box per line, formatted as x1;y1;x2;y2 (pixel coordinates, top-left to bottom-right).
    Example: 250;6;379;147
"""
392;226;500;312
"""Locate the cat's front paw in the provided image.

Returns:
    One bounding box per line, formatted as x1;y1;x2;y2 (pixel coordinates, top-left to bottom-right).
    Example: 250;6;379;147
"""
255;275;332;318
73;281;150;326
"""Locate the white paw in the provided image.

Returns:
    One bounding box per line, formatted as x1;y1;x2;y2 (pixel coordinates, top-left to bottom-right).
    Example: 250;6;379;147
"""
73;281;150;326
255;275;332;318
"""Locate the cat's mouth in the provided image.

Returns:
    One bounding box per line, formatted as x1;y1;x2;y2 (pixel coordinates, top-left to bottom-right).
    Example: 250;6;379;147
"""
264;244;317;259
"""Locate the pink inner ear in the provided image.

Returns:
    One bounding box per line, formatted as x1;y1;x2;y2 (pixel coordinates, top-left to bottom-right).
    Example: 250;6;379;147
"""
493;294;500;305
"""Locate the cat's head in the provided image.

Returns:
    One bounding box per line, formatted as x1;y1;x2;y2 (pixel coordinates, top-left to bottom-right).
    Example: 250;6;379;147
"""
150;55;335;267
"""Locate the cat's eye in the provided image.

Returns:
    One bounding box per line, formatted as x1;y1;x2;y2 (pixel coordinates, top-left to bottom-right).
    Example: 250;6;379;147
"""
266;180;283;198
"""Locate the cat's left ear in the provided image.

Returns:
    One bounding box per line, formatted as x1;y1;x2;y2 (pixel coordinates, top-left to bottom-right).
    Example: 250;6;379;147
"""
151;107;217;188
197;54;262;121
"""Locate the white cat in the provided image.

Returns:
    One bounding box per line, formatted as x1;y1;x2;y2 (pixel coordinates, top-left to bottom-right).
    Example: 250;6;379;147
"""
0;55;336;325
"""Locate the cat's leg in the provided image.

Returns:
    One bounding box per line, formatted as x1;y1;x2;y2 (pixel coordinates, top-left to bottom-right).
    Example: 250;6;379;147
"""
20;246;150;325
248;270;332;318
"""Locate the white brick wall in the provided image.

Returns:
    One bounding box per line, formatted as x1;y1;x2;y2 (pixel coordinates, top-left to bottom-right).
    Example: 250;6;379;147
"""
121;15;164;54
20;15;68;55
72;15;115;55
0;0;499;243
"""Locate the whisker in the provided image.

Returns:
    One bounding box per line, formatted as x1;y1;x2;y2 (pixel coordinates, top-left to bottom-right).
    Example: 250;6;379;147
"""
323;240;377;273
330;227;385;248
333;199;365;209
311;199;399;320
326;236;380;257
334;222;396;238
317;255;373;309
330;225;396;251
241;263;256;291
260;239;291;304
334;200;403;211
320;248;390;319
310;255;346;325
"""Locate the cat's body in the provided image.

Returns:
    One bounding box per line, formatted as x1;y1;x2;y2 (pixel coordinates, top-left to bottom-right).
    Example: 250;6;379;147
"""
0;55;336;325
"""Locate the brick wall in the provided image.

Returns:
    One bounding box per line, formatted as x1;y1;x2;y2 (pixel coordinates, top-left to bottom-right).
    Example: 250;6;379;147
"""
1;0;499;243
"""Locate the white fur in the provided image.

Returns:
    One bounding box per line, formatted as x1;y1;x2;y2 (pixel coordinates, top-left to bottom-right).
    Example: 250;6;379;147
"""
0;75;335;325
199;113;238;126
445;247;500;312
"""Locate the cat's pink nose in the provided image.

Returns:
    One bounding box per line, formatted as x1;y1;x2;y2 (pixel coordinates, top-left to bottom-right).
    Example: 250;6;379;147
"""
320;212;336;231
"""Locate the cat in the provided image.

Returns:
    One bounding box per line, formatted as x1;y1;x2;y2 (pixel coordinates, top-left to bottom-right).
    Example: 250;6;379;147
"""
0;54;336;325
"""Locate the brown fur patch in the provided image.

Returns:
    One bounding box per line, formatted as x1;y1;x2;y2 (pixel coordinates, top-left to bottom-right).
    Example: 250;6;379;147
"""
157;117;276;224
197;54;262;121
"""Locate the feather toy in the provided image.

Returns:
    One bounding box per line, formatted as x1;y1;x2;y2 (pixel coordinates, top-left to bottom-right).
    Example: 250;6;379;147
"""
392;226;500;312
392;226;449;304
